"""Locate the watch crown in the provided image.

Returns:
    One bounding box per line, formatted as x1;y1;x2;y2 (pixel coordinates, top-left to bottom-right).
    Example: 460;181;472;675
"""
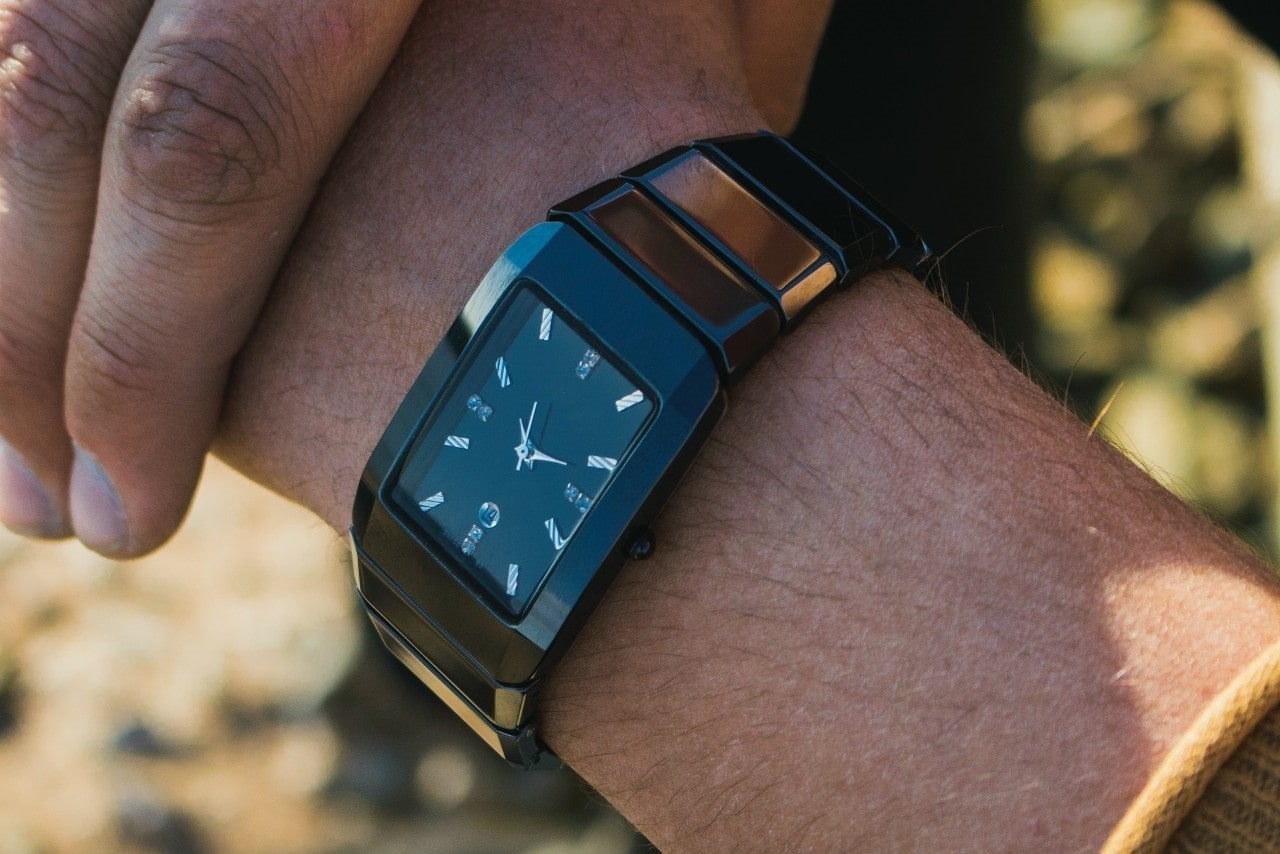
626;529;656;561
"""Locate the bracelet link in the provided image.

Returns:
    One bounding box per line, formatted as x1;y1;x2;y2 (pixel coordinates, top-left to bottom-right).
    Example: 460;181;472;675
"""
628;148;839;325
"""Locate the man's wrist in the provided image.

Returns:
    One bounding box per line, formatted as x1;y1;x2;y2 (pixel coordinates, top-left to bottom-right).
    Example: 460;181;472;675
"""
538;269;1280;850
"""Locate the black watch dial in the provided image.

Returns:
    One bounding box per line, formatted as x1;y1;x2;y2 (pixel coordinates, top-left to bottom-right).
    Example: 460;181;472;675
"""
390;285;655;615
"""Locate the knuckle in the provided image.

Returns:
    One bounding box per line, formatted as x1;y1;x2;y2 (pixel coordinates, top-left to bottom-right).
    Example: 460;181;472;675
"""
114;29;293;218
0;2;124;169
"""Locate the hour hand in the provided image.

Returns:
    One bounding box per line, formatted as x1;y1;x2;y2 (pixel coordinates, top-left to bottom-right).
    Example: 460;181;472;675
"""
515;402;538;470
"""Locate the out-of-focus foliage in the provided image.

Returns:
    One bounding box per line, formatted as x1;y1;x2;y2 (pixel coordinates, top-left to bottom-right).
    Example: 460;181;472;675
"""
1026;0;1280;555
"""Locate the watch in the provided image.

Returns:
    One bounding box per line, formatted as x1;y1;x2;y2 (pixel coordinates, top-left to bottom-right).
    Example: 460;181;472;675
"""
350;131;929;768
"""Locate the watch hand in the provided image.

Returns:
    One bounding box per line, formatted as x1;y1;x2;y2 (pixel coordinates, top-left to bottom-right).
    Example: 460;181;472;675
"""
522;401;537;444
515;401;538;470
528;448;568;466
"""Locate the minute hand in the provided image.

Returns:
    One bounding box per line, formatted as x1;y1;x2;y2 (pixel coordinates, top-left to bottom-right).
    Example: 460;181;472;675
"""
527;447;568;466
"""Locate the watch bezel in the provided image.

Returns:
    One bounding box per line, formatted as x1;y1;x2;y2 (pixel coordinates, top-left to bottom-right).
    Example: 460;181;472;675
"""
352;221;724;690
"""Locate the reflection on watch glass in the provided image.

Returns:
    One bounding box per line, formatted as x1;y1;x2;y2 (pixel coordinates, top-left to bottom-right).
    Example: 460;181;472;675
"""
391;285;655;614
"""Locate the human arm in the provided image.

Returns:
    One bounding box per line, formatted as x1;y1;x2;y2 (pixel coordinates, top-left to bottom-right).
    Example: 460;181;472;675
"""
210;1;1280;849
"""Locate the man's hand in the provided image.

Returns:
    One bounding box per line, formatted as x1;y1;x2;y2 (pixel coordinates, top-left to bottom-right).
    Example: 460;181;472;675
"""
0;0;422;555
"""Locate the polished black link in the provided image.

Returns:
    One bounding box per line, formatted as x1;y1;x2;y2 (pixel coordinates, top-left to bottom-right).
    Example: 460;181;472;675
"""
693;133;931;282
550;180;780;381
619;147;838;329
363;603;543;767
556;131;930;373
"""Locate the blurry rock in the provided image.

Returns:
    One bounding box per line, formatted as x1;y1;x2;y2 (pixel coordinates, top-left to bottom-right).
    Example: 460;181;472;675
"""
0;818;38;854
111;721;183;759
327;742;421;813
415;745;476;812
116;789;208;854
269;717;340;798
524;812;639;854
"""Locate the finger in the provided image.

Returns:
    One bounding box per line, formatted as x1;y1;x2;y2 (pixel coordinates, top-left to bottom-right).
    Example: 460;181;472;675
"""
0;0;151;537
62;0;423;556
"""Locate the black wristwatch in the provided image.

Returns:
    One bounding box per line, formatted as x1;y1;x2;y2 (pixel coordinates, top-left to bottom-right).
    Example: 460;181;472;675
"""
350;131;929;767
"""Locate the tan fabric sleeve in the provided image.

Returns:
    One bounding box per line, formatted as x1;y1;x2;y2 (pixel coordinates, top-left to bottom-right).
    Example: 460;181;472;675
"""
1104;637;1280;853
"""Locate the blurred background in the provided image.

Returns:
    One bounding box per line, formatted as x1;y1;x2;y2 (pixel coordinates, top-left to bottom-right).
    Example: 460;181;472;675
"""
2;0;1279;851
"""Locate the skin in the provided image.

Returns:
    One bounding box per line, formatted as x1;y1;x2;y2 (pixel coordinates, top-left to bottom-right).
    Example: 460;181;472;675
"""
206;1;1280;850
5;0;1280;848
0;0;423;553
737;0;836;131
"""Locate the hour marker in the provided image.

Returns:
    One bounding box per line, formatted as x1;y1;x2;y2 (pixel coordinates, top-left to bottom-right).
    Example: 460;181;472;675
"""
539;308;554;340
419;492;445;512
575;348;601;380
545;518;568;550
444;435;470;449
467;394;493;422
564;483;593;512
506;564;519;596
587;456;618;471
461;524;484;556
495;356;511;388
615;390;645;412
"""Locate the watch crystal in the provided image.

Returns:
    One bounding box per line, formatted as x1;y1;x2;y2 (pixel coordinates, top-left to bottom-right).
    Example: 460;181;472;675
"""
391;286;655;614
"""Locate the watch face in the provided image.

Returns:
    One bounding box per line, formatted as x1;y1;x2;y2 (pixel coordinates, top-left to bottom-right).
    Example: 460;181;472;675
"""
390;285;656;615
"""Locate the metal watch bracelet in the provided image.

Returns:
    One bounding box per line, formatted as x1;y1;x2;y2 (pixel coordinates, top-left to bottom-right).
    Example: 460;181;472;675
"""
552;132;931;382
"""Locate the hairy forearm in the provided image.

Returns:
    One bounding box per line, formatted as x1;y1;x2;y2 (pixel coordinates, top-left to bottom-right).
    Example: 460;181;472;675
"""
215;1;1280;850
542;271;1280;850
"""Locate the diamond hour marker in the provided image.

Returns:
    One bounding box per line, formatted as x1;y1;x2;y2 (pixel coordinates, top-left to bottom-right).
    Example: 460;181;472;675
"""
575;349;601;380
467;394;493;422
564;483;592;512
